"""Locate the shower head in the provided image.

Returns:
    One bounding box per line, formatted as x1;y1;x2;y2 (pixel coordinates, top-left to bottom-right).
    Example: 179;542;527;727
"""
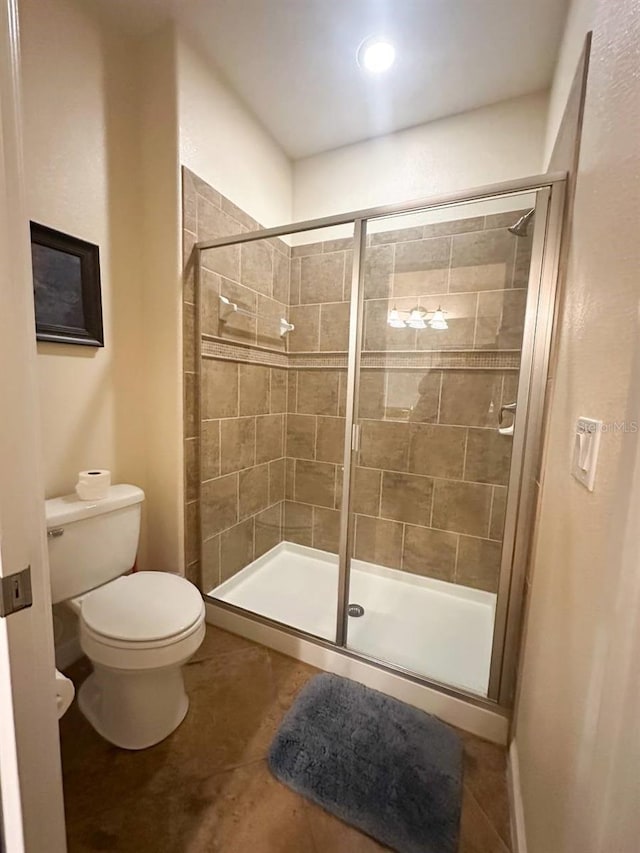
508;208;535;237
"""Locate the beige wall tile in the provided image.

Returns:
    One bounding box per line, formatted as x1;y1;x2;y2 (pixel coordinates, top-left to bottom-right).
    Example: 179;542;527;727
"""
255;504;282;558
218;279;257;345
239;464;270;519
357;371;386;419
284;500;313;546
354;515;403;569
416;293;477;351
255;414;284;464
202;359;238;419
489;486;507;541
220;417;255;474
182;229;196;303
239;364;270;416
352;466;381;516
475;290;527;350
449;229;515;292
220;518;254;581
408;424;466;479
201;534;220;592
399;370;440;422
201;420;220;481
240;240;273;297
273;250;290;304
201;243;240;282
296;371;340;416
287;369;298;412
316;416;345;464
439;371;502;428
513;230;533;289
393;236;451;297
370;225;423;245
294;459;336;508
312;506;340;554
456;536;501;592
269;459;285;504
432;479;492;537
464;428;513;485
256;295;287;351
286;413;316;459
403;525;457;581
380;471;433;526
201;473;238;539
184;371;197;438
300;253;344;304
289;257;301;305
363;244;394;299
185;500;199;566
422;216;485;238
285;458;295;500
288;305;320;352
183;302;196;372
270;369;287;413
185;438;198;502
359;420;409;471
319;302;350;352
200;269;221;337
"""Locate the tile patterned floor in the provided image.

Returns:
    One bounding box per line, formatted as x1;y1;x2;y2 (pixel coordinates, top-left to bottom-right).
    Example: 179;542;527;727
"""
60;626;511;852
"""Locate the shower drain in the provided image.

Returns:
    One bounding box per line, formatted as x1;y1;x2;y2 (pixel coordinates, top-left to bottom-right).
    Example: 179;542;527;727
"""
347;603;365;617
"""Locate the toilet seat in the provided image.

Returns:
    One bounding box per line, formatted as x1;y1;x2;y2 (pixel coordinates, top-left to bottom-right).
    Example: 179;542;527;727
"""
81;571;204;644
79;571;206;671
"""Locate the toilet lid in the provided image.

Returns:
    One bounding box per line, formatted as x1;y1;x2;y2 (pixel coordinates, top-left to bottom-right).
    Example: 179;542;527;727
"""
81;572;204;642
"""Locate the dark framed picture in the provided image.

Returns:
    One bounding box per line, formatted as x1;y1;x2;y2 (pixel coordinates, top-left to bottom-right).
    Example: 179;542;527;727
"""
30;222;104;347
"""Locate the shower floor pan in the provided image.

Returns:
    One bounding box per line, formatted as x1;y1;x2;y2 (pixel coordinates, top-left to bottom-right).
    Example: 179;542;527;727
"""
211;542;496;696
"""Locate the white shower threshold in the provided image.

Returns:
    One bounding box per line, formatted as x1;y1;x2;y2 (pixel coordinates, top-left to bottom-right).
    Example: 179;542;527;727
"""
211;541;496;696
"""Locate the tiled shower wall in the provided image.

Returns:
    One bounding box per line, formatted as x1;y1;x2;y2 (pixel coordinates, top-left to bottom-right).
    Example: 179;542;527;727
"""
182;168;289;591
183;167;532;595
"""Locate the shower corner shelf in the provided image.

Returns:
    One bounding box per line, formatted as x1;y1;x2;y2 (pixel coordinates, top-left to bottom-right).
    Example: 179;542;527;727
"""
219;294;294;338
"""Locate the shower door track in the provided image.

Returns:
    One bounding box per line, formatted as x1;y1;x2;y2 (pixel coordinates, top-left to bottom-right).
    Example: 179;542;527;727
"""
195;171;567;713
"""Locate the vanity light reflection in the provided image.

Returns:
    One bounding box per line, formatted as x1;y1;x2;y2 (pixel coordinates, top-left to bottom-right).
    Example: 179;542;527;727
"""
387;306;448;330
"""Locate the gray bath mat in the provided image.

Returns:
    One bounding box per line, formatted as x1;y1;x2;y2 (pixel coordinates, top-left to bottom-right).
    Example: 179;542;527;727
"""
268;673;462;853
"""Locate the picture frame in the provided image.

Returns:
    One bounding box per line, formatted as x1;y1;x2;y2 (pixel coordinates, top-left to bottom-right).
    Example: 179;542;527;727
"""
30;222;104;347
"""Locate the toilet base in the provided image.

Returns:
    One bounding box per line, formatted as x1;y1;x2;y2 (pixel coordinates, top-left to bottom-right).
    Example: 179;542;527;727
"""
78;663;190;750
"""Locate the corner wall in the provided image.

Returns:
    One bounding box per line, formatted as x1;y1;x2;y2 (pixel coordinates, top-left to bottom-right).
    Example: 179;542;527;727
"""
513;1;640;850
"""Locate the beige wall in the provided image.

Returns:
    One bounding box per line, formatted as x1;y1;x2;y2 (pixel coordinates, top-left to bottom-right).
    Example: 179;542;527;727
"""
544;0;597;164
20;0;146;507
177;34;293;228
293;92;549;220
514;0;640;850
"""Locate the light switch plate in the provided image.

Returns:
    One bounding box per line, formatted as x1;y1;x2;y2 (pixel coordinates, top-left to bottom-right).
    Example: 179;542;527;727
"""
572;417;602;491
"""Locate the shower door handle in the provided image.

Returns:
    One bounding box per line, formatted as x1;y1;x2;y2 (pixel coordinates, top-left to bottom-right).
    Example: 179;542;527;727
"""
499;402;516;426
351;423;361;452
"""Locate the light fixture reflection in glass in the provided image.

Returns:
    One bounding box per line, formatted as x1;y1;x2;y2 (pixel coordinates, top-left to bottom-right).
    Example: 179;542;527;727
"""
387;306;407;328
429;307;448;330
406;307;427;329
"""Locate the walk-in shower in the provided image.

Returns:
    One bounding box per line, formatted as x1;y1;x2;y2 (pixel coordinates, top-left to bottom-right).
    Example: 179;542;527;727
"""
184;172;565;718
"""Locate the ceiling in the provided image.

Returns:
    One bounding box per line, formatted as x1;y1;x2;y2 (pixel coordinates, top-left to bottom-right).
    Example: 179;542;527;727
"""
92;0;569;159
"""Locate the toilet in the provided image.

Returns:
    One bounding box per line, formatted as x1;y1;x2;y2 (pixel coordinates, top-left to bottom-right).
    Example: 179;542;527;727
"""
46;484;205;750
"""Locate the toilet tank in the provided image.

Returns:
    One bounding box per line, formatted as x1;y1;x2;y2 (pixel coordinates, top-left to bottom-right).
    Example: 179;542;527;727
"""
46;484;145;604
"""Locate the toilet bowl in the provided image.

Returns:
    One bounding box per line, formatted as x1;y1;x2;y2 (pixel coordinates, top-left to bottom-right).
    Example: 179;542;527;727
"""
46;485;205;749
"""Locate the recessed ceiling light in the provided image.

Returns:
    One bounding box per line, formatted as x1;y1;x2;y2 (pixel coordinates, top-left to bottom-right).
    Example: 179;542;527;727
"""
357;37;396;74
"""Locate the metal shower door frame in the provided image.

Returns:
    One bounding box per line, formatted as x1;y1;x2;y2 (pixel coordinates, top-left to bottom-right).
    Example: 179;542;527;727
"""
196;172;567;709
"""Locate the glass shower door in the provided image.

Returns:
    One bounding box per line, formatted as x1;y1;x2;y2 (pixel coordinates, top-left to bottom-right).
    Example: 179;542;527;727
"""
344;193;541;697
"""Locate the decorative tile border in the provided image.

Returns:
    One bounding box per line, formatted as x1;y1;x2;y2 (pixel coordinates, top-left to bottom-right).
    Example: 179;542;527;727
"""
201;338;520;371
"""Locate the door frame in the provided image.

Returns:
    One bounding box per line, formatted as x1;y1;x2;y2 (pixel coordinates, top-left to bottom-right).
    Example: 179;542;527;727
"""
0;0;67;849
